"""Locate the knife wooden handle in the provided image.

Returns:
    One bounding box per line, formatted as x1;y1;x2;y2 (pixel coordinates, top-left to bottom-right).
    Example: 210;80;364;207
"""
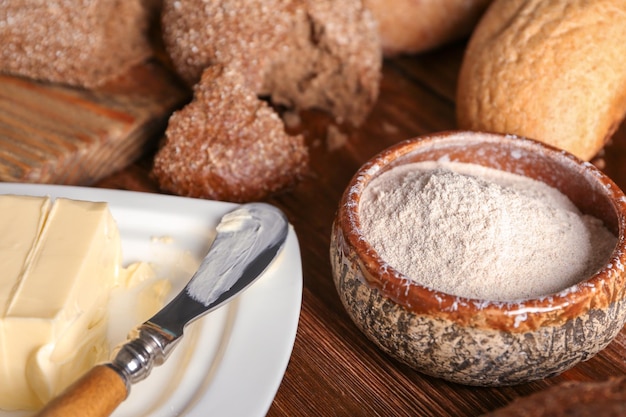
35;365;128;417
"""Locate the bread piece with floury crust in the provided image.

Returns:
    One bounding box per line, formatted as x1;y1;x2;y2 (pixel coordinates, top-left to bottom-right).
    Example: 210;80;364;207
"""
456;0;626;161
161;0;381;127
152;65;309;203
0;0;152;88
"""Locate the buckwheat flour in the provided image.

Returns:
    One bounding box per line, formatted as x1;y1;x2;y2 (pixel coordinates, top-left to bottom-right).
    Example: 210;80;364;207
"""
359;160;617;301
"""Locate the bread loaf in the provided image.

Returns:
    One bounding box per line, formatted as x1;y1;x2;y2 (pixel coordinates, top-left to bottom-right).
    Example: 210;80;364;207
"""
484;377;626;416
0;0;153;88
152;65;309;203
161;0;381;127
456;0;626;161
364;0;492;56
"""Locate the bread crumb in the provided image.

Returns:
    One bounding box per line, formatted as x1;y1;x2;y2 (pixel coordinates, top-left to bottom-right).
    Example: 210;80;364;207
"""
326;125;349;151
382;121;400;134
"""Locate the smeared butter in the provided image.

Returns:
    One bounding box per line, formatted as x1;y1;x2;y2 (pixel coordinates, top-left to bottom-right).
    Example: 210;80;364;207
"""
0;195;122;411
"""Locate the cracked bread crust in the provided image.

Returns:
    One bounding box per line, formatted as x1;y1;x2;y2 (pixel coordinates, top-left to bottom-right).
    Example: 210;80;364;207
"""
263;0;381;126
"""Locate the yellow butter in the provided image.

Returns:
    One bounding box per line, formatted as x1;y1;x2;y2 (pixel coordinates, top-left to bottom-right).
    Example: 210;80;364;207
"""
0;195;50;310
0;196;122;410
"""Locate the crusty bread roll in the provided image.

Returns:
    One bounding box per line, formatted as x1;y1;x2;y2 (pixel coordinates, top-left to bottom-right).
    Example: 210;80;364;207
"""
0;0;153;88
364;0;492;56
152;65;309;203
456;0;626;161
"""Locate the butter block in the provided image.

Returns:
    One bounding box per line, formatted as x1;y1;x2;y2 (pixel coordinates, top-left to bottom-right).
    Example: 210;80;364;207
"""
0;196;122;410
0;195;50;312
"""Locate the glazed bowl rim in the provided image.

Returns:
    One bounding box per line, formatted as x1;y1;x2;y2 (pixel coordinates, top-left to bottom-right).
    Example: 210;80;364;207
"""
336;130;626;331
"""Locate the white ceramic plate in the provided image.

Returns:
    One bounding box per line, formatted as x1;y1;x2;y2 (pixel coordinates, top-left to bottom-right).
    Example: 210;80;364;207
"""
0;183;302;417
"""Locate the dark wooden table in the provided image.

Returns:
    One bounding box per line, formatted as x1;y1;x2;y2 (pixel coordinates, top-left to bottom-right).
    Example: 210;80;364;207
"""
95;41;626;416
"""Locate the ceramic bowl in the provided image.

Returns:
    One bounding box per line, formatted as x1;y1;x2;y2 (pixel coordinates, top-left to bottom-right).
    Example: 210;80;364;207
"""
330;131;626;386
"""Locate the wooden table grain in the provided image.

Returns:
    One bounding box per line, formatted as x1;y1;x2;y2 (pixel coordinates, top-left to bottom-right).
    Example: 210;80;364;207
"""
95;41;626;416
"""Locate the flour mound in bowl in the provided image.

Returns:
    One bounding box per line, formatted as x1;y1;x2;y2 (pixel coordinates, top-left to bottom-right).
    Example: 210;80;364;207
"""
359;161;617;301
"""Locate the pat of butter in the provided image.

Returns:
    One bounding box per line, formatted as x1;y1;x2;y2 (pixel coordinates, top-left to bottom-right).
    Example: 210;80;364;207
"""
0;196;122;411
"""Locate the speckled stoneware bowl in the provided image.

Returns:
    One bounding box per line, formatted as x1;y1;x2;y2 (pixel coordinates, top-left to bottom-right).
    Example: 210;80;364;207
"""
330;131;626;386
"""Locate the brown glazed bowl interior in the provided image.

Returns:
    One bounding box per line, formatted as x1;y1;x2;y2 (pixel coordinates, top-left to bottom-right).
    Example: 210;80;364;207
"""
331;131;626;386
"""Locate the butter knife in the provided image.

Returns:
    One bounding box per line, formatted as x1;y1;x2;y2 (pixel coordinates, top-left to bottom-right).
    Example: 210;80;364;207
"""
35;202;289;417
